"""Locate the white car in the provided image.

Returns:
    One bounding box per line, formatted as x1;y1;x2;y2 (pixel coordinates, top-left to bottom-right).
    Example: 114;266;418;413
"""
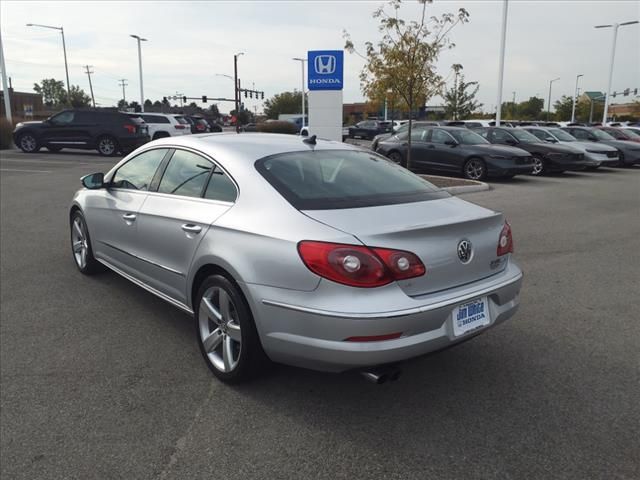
128;113;192;140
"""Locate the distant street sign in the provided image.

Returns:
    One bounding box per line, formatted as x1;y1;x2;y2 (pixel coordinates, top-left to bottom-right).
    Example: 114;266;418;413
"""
307;50;344;91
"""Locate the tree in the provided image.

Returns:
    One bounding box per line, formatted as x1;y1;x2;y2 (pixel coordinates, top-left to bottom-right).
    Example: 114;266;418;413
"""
518;97;544;120
128;101;141;112
230;109;253;125
144;99;153;109
553;95;574;121
443;65;482;120
66;85;91;108
208;104;220;118
263;90;306;119
33;78;67;107
344;0;469;169
117;99;129;110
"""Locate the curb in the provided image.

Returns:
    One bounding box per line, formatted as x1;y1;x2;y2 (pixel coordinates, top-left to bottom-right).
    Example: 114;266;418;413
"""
418;174;490;195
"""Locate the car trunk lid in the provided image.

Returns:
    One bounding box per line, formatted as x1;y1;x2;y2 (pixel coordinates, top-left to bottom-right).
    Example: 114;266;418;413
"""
303;197;507;296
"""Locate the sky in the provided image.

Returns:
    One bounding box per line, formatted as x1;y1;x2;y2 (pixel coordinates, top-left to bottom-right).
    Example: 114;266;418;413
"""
1;0;639;114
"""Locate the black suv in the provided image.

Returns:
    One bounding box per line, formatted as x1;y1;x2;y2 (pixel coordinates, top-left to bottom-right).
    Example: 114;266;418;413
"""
348;120;393;140
13;109;150;156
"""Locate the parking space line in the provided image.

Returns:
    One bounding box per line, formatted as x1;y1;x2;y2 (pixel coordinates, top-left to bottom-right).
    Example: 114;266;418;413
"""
0;158;114;166
0;168;53;173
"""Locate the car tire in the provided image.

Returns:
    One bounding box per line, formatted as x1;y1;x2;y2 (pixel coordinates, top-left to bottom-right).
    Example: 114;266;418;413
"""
388;151;406;168
195;274;269;383
96;135;119;156
530;155;546;175
47;146;63;152
463;158;487;181
17;133;40;153
70;210;103;275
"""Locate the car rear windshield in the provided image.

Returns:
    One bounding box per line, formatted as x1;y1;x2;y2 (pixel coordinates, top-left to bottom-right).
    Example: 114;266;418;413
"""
255;150;448;210
548;128;576;141
174;116;189;124
591;129;615;140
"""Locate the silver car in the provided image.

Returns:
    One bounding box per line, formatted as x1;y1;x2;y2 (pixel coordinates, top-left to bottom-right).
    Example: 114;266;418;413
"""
523;126;619;168
70;134;523;383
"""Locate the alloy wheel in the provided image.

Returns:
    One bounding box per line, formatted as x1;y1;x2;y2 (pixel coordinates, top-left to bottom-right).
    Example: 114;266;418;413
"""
71;217;89;269
388;152;403;165
531;157;544;175
198;287;242;373
98;137;116;156
20;134;37;152
465;159;485;180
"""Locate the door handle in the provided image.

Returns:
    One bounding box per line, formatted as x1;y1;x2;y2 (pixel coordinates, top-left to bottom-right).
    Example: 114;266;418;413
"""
181;224;202;234
122;213;137;221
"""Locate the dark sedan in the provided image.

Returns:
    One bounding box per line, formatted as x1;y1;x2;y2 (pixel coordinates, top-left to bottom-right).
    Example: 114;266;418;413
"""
596;127;640;144
477;127;588;175
348;120;393;140
561;127;640;167
376;126;534;180
371;121;441;151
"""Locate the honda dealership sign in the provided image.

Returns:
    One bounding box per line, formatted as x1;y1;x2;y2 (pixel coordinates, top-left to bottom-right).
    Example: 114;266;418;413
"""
307;50;343;91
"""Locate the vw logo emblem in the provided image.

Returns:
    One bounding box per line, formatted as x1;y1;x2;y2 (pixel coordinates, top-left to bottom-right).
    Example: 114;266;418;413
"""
457;240;473;264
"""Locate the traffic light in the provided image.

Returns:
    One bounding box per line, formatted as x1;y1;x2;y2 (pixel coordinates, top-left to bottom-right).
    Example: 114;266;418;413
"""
163;96;167;103
261;91;264;100
635;88;638;95
202;95;208;103
612;92;616;98
244;90;247;98
182;96;187;103
624;88;630;96
249;91;253;99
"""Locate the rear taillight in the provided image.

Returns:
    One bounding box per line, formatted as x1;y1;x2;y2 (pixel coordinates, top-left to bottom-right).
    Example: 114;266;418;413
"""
175;125;186;129
497;221;514;256
196;124;206;131
297;241;425;288
124;124;136;134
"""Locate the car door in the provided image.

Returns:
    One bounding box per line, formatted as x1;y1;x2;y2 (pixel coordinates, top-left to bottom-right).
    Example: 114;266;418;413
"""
41;110;76;146
134;148;237;304
422;128;459;173
404;127;432;170
85;148;170;277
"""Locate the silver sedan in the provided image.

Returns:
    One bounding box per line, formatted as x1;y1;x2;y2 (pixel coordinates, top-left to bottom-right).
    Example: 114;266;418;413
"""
70;133;523;383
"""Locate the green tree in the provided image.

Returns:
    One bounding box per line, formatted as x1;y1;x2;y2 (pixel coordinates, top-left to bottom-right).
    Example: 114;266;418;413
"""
208;104;220;118
128;101;141;112
263;91;306;119
33;78;67;107
553;95;574;121
518;97;544;120
344;0;469;169
230;109;254;125
67;85;91;108
117;99;129;110
443;65;482;120
144;99;153;109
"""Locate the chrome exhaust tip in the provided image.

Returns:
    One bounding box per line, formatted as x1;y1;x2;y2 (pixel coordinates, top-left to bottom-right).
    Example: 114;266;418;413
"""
360;364;402;384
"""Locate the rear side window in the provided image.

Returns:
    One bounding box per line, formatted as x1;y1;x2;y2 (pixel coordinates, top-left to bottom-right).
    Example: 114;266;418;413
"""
112;149;168;190
203;168;237;203
255;150;448;210
174;116;189;125
157;150;212;198
142;115;170;124
49;111;74;125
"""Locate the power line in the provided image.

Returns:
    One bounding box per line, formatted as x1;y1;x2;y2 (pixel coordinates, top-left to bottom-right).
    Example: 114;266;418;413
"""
83;65;95;107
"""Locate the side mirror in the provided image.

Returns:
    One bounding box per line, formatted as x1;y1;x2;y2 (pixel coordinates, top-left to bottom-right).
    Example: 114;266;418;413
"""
444;139;458;146
81;172;104;189
505;138;517;145
545;137;558;143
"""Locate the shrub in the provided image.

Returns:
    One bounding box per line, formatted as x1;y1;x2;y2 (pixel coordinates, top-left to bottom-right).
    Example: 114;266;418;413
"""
256;120;298;135
0;118;14;150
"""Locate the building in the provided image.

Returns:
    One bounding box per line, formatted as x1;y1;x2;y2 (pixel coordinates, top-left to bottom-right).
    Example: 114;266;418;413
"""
0;89;44;119
580;91;605;103
608;102;640;118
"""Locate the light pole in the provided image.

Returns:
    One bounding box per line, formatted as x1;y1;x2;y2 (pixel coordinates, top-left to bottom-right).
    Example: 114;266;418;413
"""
547;77;560;121
26;23;70;101
0;30;12;122
595;21;638;123
292;57;306;127
571;74;583;123
511;91;516;119
234;52;244;133
130;34;147;112
495;0;509;126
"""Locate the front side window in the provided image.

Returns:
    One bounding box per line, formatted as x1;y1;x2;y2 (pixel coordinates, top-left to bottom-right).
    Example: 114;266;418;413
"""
602;128;624;139
570;129;590;140
491;129;516;143
112;149;168;190
548;128;576;141
256;150;448;210
431;129;455;144
450;129;489;145
591;129;615;140
157;150;212;198
49;111;74;125
510;129;541;143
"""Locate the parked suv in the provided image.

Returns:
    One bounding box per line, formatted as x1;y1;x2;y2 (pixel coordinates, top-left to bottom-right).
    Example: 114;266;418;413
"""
13;109;149;156
348;120;393;140
561;126;640;167
127;113;190;140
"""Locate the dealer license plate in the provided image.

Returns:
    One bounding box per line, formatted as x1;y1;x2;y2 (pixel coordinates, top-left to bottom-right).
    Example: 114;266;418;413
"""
452;297;490;336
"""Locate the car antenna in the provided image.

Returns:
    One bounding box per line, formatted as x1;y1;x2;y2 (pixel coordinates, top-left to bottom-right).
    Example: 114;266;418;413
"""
303;134;317;146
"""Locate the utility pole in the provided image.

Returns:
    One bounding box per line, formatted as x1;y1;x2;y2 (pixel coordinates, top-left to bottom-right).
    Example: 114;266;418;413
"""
130;34;147;112
495;0;509;126
0;30;12;122
84;65;95;108
234;52;244;133
571;74;584;123
547;77;560;121
511;91;516;119
118;79;128;105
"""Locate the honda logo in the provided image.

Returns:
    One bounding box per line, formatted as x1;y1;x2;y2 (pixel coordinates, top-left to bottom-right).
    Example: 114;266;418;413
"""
314;55;336;75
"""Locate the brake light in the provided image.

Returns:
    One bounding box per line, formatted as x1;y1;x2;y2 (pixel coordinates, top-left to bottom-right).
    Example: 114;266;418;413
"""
345;332;402;342
123;124;136;134
196;124;206;131
497;221;514;256
297;241;425;288
175;124;186;129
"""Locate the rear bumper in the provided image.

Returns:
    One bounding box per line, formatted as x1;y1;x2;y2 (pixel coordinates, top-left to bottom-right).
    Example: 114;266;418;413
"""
245;261;523;372
119;135;150;151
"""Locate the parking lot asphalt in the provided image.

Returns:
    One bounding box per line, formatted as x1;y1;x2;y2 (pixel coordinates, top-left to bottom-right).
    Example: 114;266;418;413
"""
1;148;639;480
